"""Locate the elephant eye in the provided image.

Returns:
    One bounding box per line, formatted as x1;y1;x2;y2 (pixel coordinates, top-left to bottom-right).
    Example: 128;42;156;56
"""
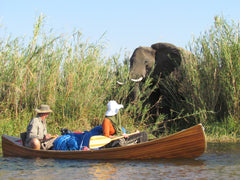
145;64;150;70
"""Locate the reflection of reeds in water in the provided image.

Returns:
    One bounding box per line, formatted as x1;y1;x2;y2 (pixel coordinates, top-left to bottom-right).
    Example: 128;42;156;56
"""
88;162;117;179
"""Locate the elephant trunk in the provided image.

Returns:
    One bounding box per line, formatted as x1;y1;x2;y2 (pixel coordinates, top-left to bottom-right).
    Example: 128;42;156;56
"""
129;66;146;83
132;82;140;101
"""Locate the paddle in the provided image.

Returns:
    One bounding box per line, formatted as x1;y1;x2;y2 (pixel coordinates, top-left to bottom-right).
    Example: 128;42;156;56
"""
89;132;139;149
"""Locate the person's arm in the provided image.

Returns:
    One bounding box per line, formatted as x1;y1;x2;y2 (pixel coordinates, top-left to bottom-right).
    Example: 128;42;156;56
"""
107;134;128;139
43;133;52;140
121;133;129;138
102;118;111;137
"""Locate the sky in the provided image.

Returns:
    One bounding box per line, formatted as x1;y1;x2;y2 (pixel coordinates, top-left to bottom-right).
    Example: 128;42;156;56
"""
0;0;239;58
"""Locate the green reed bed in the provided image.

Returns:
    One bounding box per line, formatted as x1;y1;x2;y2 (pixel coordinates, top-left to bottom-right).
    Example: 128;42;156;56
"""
0;15;137;140
183;16;240;140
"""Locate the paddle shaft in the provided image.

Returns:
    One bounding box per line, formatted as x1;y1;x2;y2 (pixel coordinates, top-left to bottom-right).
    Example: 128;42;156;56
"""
110;131;139;141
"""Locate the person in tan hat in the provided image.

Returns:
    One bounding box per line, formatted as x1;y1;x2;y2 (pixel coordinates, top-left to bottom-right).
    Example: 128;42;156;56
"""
25;104;56;150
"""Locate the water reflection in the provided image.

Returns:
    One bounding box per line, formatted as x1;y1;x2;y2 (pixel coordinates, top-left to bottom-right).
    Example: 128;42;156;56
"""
88;162;117;179
1;143;240;179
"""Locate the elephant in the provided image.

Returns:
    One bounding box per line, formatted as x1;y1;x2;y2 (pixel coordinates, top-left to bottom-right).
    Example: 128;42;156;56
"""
119;42;193;133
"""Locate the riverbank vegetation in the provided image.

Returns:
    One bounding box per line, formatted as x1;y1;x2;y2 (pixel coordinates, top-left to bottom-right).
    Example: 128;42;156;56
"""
0;15;239;152
188;16;239;142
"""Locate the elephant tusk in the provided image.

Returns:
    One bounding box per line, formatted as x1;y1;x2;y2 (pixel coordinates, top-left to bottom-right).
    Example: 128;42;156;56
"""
131;77;143;82
117;81;124;85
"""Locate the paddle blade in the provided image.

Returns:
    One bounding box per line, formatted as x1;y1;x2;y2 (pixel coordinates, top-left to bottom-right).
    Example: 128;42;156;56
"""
89;135;111;149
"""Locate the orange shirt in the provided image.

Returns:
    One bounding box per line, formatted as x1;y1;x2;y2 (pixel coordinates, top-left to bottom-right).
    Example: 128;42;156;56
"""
102;118;116;137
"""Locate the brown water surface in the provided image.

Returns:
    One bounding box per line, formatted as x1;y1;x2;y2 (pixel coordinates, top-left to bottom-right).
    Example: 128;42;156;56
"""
0;143;240;179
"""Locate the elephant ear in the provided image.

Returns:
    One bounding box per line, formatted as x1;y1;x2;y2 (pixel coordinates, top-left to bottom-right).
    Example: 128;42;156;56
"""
151;43;181;77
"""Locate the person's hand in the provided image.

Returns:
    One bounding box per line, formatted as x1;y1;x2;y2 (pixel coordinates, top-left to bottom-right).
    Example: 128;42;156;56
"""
44;134;52;140
51;134;59;138
122;133;129;138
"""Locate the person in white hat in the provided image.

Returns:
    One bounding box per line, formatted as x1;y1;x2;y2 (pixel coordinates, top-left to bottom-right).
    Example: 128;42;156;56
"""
25;104;56;150
102;100;128;138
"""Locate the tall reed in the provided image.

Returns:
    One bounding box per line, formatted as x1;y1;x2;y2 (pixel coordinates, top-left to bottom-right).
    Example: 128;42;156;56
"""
184;16;240;135
0;14;136;138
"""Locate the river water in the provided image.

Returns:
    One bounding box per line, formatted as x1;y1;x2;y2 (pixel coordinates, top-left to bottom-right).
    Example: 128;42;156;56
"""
0;143;240;180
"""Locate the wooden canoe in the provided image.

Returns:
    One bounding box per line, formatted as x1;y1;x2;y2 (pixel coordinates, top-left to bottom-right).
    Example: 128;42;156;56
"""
1;124;206;160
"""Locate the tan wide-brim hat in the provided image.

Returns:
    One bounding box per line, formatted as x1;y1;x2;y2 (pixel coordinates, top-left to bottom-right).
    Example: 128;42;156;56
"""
35;104;53;113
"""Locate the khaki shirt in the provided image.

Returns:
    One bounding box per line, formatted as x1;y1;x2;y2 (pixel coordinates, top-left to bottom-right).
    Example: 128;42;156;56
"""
25;115;47;147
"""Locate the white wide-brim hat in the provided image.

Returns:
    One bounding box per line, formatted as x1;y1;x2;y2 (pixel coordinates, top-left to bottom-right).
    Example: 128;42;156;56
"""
105;100;124;116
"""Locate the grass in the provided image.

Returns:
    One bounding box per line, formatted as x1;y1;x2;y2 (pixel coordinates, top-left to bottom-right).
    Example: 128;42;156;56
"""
188;16;239;127
0;14;141;139
0;15;239;155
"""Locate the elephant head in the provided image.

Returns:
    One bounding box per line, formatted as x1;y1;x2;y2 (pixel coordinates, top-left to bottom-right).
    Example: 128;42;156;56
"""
129;42;182;82
127;43;182;102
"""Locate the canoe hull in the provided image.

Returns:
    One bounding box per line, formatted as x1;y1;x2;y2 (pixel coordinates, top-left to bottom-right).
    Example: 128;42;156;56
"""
2;124;206;160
